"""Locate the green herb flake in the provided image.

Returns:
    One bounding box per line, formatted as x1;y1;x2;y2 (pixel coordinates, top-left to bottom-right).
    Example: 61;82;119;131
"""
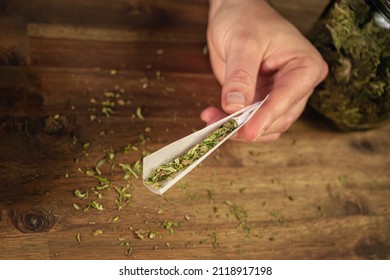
211;232;219;248
74;189;88;200
123;144;138;153
76;233;82;245
115;186;132;198
239;187;247;193
156;206;164;214
92;229;104;236
85;169;111;189
90;200;104;211
125;248;133;256
161;220;181;235
136;107;145;120
269;211;285;224
184;215;191;221
148;230;160;240
134;229;149;239
145;119;238;188
102;106;113;117
119;161;142;179
115;186;132;211
82;142;91;150
110;216;119;222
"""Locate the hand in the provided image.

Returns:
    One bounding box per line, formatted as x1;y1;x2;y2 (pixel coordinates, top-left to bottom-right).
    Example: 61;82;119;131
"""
201;0;328;142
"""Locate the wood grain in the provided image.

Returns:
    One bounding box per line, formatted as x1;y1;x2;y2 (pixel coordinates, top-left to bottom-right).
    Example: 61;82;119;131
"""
1;0;390;260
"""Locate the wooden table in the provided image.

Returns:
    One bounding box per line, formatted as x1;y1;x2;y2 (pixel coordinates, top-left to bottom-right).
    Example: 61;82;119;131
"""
1;0;390;260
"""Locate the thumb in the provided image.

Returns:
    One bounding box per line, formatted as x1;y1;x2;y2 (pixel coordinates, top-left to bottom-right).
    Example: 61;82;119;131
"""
221;40;262;114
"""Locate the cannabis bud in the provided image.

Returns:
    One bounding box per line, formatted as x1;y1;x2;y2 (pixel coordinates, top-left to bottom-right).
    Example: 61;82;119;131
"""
309;0;390;130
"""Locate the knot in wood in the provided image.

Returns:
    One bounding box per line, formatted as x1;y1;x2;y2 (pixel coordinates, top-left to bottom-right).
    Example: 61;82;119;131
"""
8;207;56;233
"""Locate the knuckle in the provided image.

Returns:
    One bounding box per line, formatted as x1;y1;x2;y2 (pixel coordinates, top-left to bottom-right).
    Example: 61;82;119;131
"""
231;31;258;48
280;121;293;133
227;68;255;88
310;53;329;82
260;133;282;142
320;60;329;81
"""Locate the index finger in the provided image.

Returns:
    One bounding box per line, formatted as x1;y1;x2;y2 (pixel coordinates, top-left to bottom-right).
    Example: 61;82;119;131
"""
243;55;327;142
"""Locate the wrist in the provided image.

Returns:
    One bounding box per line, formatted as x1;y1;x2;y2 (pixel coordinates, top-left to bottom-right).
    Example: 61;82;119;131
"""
209;0;271;16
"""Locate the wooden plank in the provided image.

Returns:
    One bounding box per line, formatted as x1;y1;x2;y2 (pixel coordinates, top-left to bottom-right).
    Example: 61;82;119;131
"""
1;78;390;259
3;0;209;33
270;0;331;33
28;38;211;73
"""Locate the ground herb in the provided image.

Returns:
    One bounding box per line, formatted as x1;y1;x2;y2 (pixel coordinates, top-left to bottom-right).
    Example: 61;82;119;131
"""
74;189;88;200
144;119;238;188
156;206;164;214
95;147;116;174
85;168;111;190
269;211;285;224
115;186;132;199
123;143;138;153
161;220;181;235
76;233;82;245
184;215;191;221
133;229;160;240
82;142;90;150
148;230;160;240
125;247;133;256
90;200;104;211
210;232;219;248
134;229;148;239
136;107;145;120
102;106;114;117
115;186;132;211
110;216;119;222
119;160;142;179
92;229;104;236
309;0;390;130
118;236;133;256
207;189;215;202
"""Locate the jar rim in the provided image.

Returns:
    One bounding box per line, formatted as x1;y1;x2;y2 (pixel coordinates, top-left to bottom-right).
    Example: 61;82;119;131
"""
371;0;390;21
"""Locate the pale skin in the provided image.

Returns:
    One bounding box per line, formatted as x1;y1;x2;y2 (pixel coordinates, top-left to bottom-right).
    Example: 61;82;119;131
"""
201;0;329;142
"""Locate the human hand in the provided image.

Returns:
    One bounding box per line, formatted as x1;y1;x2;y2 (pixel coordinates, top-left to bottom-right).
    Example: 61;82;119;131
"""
201;0;328;142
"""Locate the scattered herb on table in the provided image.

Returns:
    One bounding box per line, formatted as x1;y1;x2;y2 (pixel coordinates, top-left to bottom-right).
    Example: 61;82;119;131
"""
115;185;132;211
134;229;161;240
225;200;251;233
119;160;142;180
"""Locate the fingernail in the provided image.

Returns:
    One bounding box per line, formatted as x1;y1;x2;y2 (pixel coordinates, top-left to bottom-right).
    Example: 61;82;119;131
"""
226;92;245;109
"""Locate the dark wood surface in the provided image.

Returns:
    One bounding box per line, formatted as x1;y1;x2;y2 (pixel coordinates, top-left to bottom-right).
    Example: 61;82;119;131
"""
1;0;390;260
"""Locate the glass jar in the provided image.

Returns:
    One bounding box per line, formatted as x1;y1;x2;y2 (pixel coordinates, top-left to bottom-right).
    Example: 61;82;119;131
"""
308;0;390;130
